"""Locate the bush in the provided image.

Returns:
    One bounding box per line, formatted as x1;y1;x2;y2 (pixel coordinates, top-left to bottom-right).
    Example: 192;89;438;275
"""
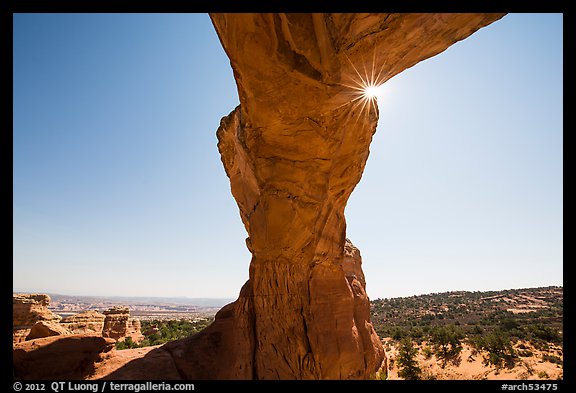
542;355;562;365
372;369;387;380
471;325;484;335
501;318;519;331
115;336;139;350
430;325;463;368
409;327;424;340
517;350;533;358
421;370;437;380
529;324;561;344
392;327;406;341
422;346;433;359
476;330;517;369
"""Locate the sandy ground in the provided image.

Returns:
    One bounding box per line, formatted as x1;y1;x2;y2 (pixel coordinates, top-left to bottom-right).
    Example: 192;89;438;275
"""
88;338;562;380
383;339;563;380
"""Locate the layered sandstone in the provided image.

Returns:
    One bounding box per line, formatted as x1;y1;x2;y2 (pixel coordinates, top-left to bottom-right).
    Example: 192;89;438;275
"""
161;13;506;380
126;318;145;343
13;293;143;352
13;294;62;343
102;306;143;343
102;307;130;340
60;310;106;334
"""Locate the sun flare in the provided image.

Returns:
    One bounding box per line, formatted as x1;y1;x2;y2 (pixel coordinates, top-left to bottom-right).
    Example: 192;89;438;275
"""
332;51;390;123
363;84;381;100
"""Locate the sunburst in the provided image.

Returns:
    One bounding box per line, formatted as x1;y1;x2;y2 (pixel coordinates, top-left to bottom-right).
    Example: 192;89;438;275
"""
335;50;388;124
363;84;382;100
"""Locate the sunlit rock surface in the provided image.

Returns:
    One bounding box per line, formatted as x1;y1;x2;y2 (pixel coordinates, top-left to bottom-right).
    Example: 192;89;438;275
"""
13;294;62;344
60;310;106;335
164;13;505;380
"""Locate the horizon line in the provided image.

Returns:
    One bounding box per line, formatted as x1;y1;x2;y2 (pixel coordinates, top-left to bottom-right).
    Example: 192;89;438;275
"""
13;283;563;301
12;290;236;300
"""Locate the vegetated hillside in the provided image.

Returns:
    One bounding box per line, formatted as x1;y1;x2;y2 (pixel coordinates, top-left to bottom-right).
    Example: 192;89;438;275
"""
370;286;563;380
370;286;562;343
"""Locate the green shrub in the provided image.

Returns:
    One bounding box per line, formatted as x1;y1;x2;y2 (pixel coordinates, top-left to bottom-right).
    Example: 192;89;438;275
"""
115;336;139;350
501;318;519;331
430;325;463;368
517;350;533;357
392;327;406;341
476;330;516;369
422;346;433;359
134;318;214;347
529;325;561;344
542;355;562;365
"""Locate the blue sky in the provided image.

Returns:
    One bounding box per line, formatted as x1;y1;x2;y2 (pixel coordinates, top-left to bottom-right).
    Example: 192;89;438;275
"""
13;13;562;299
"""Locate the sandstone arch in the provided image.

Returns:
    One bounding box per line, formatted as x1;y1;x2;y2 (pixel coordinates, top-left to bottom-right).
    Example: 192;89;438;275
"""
160;13;506;380
12;14;508;380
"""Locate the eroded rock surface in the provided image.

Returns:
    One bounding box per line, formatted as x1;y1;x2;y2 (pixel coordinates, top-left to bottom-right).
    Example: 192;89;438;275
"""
126;318;145;343
60;310;106;335
13;294;62;343
102;306;143;343
102;306;130;340
12;295;149;379
164;13;505;380
26;321;71;341
13;334;115;380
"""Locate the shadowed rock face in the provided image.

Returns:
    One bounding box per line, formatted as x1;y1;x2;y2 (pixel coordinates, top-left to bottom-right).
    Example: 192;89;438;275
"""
163;13;505;380
13;335;116;380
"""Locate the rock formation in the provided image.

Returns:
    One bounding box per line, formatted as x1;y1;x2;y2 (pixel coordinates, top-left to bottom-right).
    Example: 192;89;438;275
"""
102;306;130;340
342;239;385;373
60;310;106;334
102;306;143;343
13;301;145;380
13;334;116;380
13;293;143;346
126;318;145;343
163;13;506;380
13;294;62;343
12;13;507;380
26;321;71;341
